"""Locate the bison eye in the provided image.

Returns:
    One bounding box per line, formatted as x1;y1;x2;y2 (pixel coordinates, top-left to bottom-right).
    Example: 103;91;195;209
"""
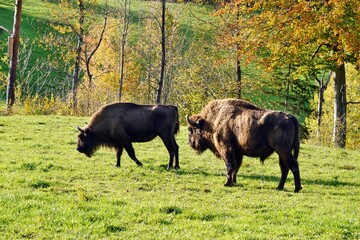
79;134;86;141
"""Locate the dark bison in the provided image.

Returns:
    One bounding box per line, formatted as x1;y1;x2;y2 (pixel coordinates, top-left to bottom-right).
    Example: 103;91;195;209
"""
186;99;302;192
77;102;180;169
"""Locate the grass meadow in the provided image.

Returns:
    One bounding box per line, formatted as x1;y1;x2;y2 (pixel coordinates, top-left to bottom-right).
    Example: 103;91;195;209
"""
0;114;359;239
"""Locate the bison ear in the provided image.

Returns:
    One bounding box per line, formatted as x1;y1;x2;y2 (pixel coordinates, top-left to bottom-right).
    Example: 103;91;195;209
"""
198;118;205;129
84;127;91;136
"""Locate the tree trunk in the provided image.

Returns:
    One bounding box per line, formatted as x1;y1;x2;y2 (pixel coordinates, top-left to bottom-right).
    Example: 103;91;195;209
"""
156;0;166;104
235;10;241;99
284;64;291;111
72;0;84;110
236;48;241;99
6;0;23;110
317;85;325;139
118;31;126;102
118;0;130;102
333;63;347;148
146;20;153;105
316;70;332;140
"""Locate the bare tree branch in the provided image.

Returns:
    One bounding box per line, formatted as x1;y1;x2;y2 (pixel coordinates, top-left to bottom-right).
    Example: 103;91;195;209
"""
347;101;360;105
0;25;13;35
87;8;108;64
311;44;323;59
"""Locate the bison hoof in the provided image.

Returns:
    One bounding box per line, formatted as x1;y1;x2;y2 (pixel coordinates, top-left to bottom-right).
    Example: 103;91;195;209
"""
115;164;120;168
167;165;180;170
166;165;180;170
224;182;234;187
136;162;143;167
294;186;302;193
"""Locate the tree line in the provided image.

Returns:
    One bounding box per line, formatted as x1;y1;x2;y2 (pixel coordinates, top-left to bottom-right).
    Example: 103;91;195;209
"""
1;0;359;149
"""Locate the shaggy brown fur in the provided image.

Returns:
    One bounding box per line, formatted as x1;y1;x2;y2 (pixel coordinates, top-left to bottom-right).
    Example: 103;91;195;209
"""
77;102;179;169
187;99;302;192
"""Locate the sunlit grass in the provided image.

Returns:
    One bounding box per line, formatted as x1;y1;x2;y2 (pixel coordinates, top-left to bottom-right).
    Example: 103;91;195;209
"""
0;115;359;239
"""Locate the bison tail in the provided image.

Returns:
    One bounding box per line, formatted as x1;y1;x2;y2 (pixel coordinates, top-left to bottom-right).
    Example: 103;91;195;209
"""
290;115;300;160
172;105;180;135
175;120;180;135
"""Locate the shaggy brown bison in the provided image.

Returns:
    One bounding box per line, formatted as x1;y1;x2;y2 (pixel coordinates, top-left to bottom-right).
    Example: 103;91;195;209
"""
186;99;302;192
77;102;180;169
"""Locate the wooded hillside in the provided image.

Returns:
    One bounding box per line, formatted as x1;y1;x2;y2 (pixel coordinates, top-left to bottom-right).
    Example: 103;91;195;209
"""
0;0;359;148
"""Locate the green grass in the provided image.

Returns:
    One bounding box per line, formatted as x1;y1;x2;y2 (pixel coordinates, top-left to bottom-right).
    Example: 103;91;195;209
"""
0;115;359;239
0;0;53;58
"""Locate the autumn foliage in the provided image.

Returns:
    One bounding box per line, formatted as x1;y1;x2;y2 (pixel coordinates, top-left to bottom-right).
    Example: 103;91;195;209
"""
1;0;359;148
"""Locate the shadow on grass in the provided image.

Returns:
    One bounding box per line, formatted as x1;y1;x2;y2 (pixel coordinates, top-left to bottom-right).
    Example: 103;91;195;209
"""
148;164;218;177
154;164;360;189
241;174;360;188
173;168;220;177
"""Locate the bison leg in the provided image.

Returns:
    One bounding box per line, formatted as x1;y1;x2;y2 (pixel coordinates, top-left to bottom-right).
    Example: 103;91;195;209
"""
277;152;302;192
232;155;243;184
115;147;124;167
224;161;234;186
160;135;180;170
221;146;239;186
123;143;143;167
224;158;239;187
288;158;302;193
277;158;289;190
174;137;180;169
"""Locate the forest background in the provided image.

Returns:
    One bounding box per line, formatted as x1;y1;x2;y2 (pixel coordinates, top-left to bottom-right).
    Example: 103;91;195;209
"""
0;0;359;149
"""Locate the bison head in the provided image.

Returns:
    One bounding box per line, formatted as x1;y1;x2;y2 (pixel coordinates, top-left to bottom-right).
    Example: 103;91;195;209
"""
77;126;96;158
186;115;212;154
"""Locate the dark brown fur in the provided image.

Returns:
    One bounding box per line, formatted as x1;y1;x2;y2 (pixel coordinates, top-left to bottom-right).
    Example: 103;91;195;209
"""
77;102;179;169
187;99;302;192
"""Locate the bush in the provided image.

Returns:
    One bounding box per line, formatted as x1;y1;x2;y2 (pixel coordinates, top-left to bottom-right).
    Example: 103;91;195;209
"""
23;94;74;115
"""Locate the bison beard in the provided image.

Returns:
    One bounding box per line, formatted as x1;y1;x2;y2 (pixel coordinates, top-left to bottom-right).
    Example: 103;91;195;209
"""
77;102;180;169
187;99;302;192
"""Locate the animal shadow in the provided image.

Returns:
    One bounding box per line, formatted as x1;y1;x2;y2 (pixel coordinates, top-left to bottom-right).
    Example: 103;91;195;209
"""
241;174;360;188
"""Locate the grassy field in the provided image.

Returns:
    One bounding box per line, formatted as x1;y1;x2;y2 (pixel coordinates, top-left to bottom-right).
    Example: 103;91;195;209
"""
0;114;359;239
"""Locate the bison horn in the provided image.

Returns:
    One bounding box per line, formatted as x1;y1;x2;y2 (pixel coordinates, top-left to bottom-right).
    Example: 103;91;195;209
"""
186;114;200;128
77;126;85;133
